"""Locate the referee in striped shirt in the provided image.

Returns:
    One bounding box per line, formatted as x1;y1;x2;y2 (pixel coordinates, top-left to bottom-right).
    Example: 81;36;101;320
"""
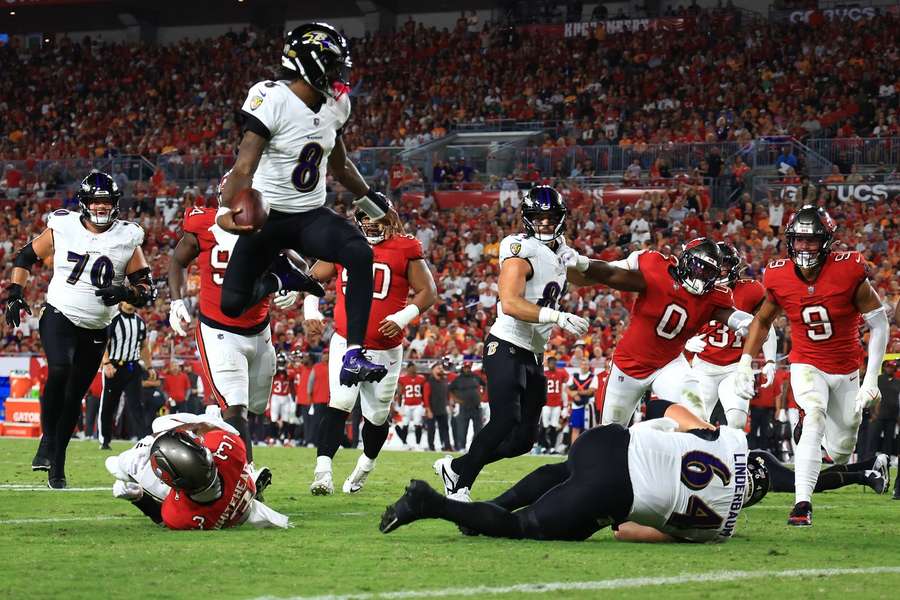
99;301;153;448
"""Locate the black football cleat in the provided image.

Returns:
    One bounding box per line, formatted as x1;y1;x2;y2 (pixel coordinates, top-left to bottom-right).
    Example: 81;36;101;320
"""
271;252;325;297
31;454;51;472
787;501;812;527
865;471;887;495
340;348;387;386
873;454;890;493
379;480;439;534
100;443;112;451
254;467;272;501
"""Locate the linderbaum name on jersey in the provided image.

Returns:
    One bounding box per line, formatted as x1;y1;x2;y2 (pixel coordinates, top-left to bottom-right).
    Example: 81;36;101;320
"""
240;80;351;214
490;235;568;355
46;210;144;329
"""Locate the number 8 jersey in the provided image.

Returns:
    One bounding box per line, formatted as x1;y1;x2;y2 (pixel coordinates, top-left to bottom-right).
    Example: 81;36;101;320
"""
763;251;867;375
490;234;569;354
46;210;144;329
240;80;351;214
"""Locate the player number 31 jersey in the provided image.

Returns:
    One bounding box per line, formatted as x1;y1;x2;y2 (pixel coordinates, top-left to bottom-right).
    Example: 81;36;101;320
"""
490;235;568;354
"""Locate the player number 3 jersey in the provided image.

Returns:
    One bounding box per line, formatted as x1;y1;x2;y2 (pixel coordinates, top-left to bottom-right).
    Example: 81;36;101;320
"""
490;235;568;355
240;80;351;214
46;210;144;329
627;426;749;542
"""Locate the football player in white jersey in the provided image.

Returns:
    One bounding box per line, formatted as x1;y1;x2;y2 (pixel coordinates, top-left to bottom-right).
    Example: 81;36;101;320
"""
433;186;590;502
216;22;399;387
382;400;770;542
2;172;155;489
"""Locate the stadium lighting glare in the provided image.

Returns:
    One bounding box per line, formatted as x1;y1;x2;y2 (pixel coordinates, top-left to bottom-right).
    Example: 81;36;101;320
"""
9;10;15;15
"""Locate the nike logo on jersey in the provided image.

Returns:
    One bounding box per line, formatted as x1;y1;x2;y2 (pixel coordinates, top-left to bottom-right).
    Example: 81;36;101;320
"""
849;376;858;382
93;340;104;344
389;361;398;366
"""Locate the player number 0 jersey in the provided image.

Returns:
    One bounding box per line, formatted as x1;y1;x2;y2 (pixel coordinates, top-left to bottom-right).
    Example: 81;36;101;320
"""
626;426;749;543
46;210;144;329
240;80;351;214
490;235;568;354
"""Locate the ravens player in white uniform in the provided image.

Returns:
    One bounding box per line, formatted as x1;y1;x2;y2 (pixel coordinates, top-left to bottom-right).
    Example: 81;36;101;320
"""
433;186;590;501
216;22;398;387
383;401;770;542
2;172;155;488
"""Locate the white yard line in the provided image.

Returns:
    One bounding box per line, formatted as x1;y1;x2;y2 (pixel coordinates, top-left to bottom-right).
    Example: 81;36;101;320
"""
0;484;110;492
0;515;141;525
251;566;900;600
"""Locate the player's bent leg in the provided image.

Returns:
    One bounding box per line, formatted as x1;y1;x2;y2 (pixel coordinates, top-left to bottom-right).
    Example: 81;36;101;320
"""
654;355;703;418
601;362;649;425
822;372;862;466
220;229;282;318
491;369;546;460
719;373;749;430
490;462;569;510
789;364;829;525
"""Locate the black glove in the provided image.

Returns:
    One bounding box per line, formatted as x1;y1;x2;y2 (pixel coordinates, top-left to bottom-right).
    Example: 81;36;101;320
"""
95;285;136;307
3;284;31;328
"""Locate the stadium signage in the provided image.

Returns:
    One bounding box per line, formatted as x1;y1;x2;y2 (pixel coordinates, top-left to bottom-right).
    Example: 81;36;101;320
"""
783;7;878;24
521;17;693;38
781;183;899;202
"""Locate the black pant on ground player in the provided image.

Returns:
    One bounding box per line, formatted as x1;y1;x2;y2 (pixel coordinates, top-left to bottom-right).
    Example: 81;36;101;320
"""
220;207;374;346
431;425;633;541
450;335;547;490
37;305;108;476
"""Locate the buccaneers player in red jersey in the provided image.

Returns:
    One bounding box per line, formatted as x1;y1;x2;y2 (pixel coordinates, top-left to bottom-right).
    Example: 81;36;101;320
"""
560;238;755;426
396;362;431;449
168;174;323;472
540;355;569;453
684;243;778;428
737;206;888;527
299;210;436;495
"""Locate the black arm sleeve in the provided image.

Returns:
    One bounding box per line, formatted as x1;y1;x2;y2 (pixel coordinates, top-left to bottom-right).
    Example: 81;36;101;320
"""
132;494;164;525
238;110;272;140
13;242;40;271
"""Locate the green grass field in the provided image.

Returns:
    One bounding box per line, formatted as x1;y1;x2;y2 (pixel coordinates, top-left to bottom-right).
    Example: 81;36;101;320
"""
1;437;899;600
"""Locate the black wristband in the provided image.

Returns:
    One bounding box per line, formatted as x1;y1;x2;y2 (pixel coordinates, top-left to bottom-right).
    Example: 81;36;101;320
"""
6;283;23;298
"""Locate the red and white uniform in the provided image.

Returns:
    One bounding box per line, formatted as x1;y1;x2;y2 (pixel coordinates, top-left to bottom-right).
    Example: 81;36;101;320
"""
542;367;569;429
328;236;424;425
397;373;430;428
764;251;867;463
269;370;294;423
690;279;765;421
186;207;276;414
161;429;256;530
602;251;734;426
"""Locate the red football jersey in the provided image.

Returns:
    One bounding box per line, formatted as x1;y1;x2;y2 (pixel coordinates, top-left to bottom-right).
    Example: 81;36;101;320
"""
763;251;867;375
614;252;735;378
334;235;424;350
398;374;429;407
183;207;268;329
161;429;256;530
545;368;569;408
272;371;291;396
697;279;765;367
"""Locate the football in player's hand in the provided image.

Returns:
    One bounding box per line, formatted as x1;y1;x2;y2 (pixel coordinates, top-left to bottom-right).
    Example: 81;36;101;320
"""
232;188;268;231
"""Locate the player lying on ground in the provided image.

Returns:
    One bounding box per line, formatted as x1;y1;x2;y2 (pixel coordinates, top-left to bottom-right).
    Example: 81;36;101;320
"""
105;409;288;529
735;205;889;527
383;401;769;543
750;450;890;495
301;210;436;495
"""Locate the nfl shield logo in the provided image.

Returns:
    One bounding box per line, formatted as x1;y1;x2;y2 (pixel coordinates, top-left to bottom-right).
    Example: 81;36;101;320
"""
313;117;320;126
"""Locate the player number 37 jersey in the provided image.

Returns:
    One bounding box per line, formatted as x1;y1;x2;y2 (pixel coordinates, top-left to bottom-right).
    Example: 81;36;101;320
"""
490;235;569;355
626;426;749;543
46;210;144;329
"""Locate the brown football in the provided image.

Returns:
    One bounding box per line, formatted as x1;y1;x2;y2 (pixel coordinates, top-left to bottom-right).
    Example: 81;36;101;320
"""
231;188;268;231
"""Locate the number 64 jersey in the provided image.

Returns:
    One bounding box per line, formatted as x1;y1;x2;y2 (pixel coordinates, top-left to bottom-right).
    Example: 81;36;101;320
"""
627;426;750;543
46;210;144;329
763;251;867;375
490;234;568;354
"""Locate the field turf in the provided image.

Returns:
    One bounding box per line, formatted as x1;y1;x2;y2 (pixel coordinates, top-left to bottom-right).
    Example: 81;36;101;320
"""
1;437;899;600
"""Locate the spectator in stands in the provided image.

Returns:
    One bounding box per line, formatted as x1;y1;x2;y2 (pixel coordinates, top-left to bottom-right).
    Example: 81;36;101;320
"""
162;361;192;414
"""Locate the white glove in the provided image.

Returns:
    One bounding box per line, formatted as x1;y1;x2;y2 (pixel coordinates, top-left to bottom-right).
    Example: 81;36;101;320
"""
558;246;590;272
169;299;191;336
760;361;776;388
112;480;143;501
776;409;787;423
684;335;707;354
539;307;589;336
303;293;324;320
273;290;299;309
854;381;881;415
734;354;756;401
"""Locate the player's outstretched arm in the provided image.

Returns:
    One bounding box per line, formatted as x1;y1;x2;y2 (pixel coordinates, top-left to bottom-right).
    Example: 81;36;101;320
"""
614;522;676;543
301;261;337;336
854;280;889;412
560;247;646;292
379;259;437;339
330;136;402;228
4;229;53;328
734;296;782;399
217;130;266;234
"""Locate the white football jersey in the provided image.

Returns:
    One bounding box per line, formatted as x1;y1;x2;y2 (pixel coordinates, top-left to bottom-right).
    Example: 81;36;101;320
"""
626;426;749;543
240;80;351;213
489;234;568;354
45;210;144;329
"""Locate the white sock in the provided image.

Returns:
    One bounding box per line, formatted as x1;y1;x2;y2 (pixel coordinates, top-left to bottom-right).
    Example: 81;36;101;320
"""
315;456;332;474
358;454;375;471
346;344;361;351
794;409;826;504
